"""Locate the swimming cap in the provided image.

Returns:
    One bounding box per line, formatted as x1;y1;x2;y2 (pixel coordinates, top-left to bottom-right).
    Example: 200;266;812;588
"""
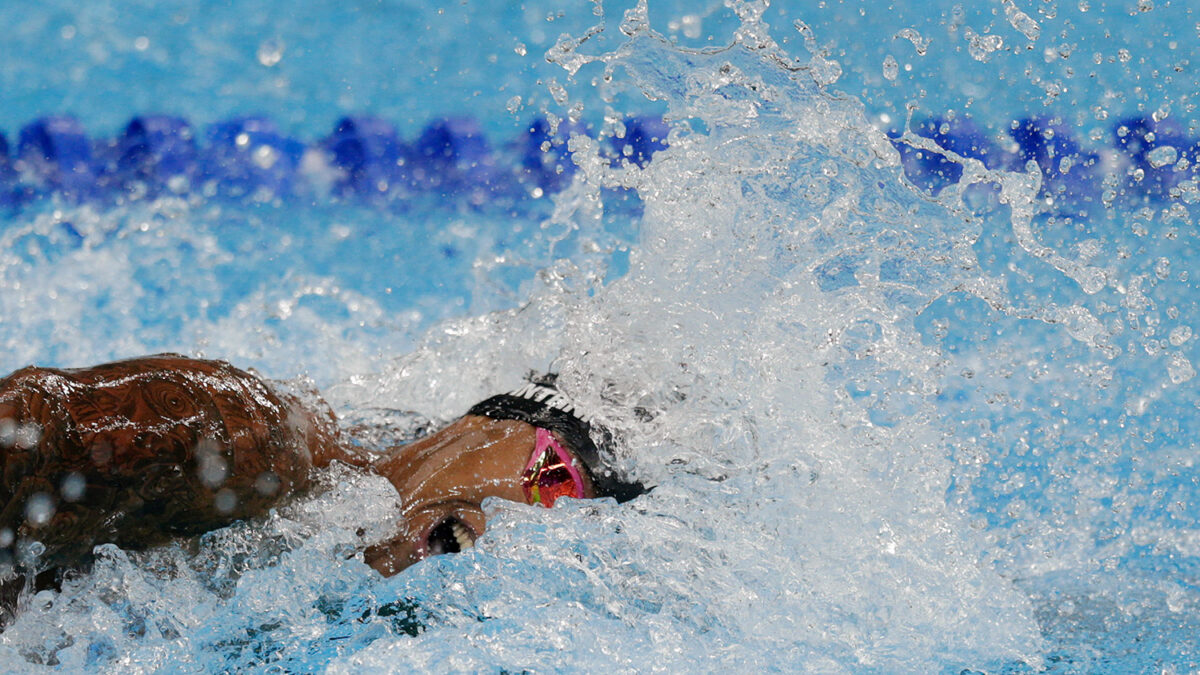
467;375;646;503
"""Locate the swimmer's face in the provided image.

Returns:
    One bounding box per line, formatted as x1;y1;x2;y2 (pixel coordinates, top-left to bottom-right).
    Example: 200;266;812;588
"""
364;415;595;575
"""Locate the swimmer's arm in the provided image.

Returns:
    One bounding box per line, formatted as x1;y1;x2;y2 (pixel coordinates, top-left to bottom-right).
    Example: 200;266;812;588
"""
0;356;361;567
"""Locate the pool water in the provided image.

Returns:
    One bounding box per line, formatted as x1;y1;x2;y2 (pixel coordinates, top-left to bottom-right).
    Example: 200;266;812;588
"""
2;1;1199;672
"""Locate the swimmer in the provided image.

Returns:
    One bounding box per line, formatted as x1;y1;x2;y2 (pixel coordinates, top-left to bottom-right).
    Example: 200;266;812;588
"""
0;354;643;621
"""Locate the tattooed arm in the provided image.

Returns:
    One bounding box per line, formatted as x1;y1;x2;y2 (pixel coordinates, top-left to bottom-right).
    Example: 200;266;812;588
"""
0;354;356;570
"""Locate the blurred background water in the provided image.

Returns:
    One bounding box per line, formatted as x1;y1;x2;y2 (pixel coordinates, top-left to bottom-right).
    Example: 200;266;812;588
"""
1;0;1198;672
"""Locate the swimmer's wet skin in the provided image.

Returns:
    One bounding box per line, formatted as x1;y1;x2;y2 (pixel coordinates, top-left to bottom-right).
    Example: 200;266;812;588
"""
0;355;643;624
363;414;599;574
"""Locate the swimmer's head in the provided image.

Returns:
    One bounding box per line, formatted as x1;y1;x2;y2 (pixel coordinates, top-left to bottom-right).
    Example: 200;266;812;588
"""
465;375;648;503
364;377;645;575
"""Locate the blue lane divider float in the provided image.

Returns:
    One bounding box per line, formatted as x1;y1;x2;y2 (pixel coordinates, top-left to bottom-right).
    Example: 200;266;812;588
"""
409;117;495;198
609;115;670;169
204;116;307;200
1;112;1197;211
17;116;97;200
103;115;201;199
894;114;1200;209
1110;115;1199;194
0;131;13;207
519;117;589;193
0;114;670;211
322;116;404;198
110;115;199;198
1009;116;1102;203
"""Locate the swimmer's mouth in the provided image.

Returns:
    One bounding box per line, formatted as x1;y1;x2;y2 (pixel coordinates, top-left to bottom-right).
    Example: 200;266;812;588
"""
427;516;476;556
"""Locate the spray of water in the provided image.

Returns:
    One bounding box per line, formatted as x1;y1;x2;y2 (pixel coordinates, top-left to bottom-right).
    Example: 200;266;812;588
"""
332;1;1044;670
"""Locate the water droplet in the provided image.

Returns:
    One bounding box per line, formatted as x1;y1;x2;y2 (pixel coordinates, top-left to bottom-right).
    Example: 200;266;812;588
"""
514;42;527;56
215;489;238;514
252;144;280;170
893;28;929;56
1002;0;1041;41
257;38;285;67
965;28;1004;63
1167;353;1195;384
680;14;702;40
14;423;40;450
1155;258;1171;280
134;36;150;51
1169;326;1193;346
0;418;14;448
548;79;569;105
1147;145;1178;168
25;492;55;527
882;55;899;81
255;471;281;496
60;472;86;502
810;54;842;85
196;440;229;489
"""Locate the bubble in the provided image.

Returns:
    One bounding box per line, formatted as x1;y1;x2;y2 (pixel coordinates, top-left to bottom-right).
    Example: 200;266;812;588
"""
19;540;45;566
